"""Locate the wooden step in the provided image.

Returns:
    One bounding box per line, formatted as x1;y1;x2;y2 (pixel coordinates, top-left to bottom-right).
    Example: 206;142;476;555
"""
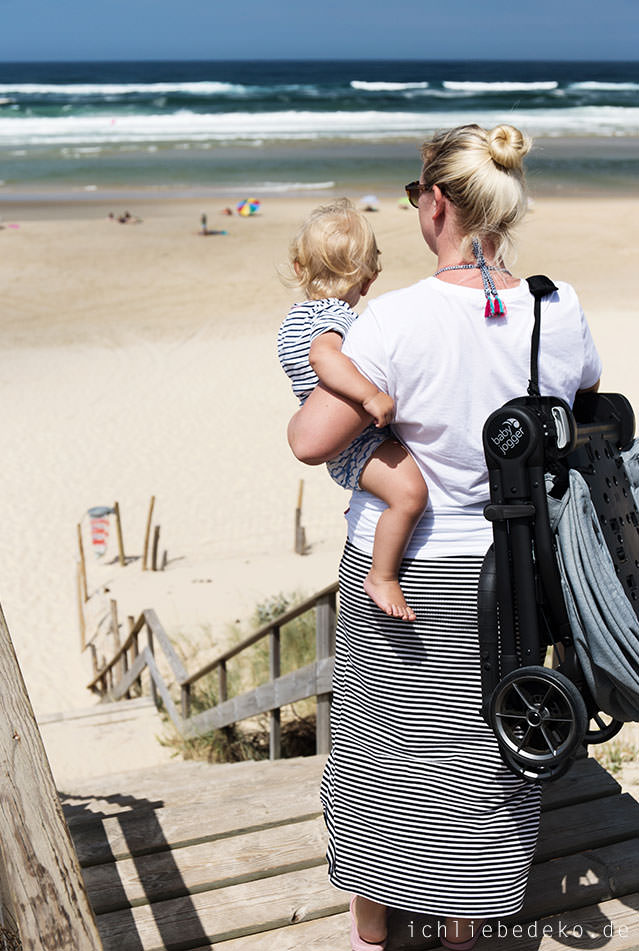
61;754;326;824
184;892;639;951
66;754;638;950
94;863;344;951
91;836;639;951
62;750;617;827
83;815;328;914
81;793;639;918
71;778;324;866
69;757;628;870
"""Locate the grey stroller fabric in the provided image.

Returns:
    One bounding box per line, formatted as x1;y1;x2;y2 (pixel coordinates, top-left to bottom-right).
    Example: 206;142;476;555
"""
549;446;639;722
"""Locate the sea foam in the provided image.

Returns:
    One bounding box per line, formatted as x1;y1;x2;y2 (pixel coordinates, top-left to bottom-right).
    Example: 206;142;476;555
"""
2;106;639;147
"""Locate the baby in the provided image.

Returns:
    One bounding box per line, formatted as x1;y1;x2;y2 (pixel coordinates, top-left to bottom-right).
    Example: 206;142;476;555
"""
278;199;428;620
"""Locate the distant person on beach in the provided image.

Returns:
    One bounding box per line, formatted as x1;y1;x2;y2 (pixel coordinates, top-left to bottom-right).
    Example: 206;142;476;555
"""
110;210;142;224
286;125;601;950
278;199;428;620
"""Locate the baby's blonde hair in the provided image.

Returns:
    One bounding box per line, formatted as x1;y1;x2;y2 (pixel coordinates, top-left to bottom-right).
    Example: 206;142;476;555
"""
288;198;381;300
420;123;531;262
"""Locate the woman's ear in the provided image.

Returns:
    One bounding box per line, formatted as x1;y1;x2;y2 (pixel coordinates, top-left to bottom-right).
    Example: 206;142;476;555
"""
431;184;446;220
293;259;302;277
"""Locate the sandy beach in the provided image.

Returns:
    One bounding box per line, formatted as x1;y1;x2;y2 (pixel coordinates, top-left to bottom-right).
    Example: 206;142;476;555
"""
0;190;638;728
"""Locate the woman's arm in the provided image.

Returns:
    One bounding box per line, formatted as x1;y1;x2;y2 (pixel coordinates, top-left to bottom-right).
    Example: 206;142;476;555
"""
309;332;394;426
287;383;372;465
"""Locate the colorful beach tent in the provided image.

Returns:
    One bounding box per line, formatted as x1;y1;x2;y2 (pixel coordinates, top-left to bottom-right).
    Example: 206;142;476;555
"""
236;198;260;217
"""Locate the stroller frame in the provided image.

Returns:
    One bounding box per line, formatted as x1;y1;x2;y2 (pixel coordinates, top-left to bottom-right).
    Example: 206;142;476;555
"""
479;389;637;782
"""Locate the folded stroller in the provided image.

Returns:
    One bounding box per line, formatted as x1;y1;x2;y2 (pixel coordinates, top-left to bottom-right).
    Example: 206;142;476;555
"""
479;276;639;782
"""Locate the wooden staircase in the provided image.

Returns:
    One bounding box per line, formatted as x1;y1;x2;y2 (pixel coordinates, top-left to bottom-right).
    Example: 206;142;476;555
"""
58;753;639;951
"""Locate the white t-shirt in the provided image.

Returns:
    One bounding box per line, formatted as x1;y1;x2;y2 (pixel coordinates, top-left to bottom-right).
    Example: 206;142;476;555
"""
342;277;602;558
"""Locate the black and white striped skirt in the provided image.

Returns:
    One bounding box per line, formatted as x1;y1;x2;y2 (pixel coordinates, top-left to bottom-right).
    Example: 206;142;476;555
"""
320;541;542;918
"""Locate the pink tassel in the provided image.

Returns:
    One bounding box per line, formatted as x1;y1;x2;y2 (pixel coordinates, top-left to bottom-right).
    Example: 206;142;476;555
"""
485;296;507;318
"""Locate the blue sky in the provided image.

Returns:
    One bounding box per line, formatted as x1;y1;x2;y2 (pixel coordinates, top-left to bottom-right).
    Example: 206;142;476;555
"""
0;0;636;61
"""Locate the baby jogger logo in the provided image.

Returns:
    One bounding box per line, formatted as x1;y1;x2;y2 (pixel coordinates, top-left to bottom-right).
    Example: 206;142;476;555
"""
488;416;530;458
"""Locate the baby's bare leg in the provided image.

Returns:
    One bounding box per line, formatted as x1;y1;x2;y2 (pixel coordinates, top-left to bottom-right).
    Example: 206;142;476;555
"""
359;440;428;620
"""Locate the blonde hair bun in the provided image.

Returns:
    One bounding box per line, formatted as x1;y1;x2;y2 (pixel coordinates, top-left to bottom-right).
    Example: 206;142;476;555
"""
487;124;531;170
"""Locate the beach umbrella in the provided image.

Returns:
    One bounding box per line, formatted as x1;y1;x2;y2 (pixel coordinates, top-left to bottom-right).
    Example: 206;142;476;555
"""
236;198;261;217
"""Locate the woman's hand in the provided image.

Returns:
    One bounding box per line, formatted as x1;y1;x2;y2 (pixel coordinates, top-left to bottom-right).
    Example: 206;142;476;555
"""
287;384;372;465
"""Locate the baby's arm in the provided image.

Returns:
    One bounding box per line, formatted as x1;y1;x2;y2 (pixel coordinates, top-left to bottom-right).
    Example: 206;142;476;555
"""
309;331;394;427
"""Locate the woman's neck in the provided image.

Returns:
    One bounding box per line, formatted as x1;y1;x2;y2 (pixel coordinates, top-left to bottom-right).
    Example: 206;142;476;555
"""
434;239;519;289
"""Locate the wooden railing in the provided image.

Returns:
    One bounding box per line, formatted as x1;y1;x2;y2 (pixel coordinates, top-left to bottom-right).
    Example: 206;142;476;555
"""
87;582;338;759
0;603;103;950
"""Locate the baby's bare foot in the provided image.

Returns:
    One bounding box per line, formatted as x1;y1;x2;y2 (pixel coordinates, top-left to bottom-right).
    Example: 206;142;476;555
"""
364;573;416;621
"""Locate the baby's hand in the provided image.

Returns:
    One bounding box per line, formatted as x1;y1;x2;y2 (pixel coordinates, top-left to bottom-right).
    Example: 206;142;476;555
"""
362;390;394;427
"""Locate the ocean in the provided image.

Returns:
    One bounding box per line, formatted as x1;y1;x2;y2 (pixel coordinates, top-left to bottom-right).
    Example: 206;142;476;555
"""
1;59;638;197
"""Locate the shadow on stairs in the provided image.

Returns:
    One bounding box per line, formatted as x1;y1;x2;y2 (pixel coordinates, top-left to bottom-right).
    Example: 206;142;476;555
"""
59;755;639;951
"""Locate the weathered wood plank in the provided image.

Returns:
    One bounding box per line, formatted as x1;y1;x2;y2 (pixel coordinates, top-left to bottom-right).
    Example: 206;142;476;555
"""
144;647;182;730
61;756;327;824
183;658;334;738
60;753;616;828
484;893;639;951
83;815;328;913
0;602;103;950
187;893;639;951
92;840;639;951
69;763;634;869
109;648;149;701
81;814;639;922
70;782;324;866
94;863;345;951
182;582;339;688
203;912;351;950
539;754;620;810
523;838;639;920
535;793;639;862
143;609;188;683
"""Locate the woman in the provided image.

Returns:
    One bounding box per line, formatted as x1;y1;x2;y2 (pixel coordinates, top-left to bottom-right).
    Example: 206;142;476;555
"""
287;124;601;950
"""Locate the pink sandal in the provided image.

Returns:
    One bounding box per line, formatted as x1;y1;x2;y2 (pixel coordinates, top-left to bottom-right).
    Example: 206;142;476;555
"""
440;919;486;950
349;896;387;951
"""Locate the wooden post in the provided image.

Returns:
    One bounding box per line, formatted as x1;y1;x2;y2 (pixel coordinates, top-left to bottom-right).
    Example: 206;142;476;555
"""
88;644;98;679
294;479;307;554
109;600;123;683
76;562;86;651
76;523;88;602
316;590;336;755
0;601;103;950
142;495;155;571
181;683;191;720
113;500;125;566
151;525;160;571
147;624;159;707
218;661;228;704
269;626;281;760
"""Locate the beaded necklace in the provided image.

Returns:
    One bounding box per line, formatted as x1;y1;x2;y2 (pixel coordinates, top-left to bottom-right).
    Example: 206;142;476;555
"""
434;237;511;318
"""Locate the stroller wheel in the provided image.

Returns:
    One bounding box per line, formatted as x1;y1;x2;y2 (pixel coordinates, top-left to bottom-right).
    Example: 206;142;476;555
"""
500;747;574;783
585;710;624;745
489;666;587;767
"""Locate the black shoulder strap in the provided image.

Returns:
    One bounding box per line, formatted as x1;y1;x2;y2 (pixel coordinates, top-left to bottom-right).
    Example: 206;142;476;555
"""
525;275;558;397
